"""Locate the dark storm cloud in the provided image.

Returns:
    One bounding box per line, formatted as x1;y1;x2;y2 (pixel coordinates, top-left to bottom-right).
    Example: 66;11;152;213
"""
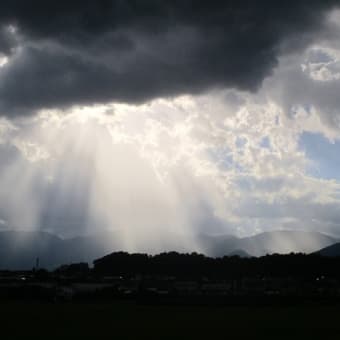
0;25;18;56
0;0;337;115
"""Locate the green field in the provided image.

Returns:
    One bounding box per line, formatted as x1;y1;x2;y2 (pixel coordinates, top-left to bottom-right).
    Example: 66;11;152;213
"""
2;301;340;339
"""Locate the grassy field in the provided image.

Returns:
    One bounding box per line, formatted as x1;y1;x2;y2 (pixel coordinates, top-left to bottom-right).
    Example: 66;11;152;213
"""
1;300;340;339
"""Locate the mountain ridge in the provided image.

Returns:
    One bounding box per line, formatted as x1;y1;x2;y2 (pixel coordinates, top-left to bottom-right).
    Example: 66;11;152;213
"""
0;229;337;269
314;242;340;257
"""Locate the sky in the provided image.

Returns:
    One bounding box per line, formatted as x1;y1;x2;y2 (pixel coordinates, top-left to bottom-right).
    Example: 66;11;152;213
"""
0;1;340;251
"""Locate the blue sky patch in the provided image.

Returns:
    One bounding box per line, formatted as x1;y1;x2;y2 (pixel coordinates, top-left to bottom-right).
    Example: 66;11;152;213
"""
299;132;340;181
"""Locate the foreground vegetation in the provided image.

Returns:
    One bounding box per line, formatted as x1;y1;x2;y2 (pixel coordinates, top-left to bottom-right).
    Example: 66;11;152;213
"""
2;300;340;339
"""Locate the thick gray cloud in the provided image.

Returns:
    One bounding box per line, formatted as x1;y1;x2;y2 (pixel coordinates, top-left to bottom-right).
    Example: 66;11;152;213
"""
0;0;337;115
0;25;17;56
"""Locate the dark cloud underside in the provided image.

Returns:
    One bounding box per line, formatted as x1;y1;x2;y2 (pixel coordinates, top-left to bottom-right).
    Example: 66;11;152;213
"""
0;0;337;115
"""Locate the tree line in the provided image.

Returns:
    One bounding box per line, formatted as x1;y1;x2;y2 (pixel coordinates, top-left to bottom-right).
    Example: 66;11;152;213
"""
92;252;340;279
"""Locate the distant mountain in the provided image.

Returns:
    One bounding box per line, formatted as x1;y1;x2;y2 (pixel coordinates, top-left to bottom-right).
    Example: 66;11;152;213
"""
315;243;340;257
0;231;63;269
199;230;338;257
227;249;251;258
0;229;337;269
0;230;121;270
196;233;238;257
60;230;124;264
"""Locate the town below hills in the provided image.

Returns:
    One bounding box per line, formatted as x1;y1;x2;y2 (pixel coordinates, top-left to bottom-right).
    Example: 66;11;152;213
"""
0;229;339;270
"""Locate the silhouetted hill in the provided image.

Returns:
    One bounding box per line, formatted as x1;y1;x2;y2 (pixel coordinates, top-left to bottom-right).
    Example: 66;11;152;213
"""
315;243;340;257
